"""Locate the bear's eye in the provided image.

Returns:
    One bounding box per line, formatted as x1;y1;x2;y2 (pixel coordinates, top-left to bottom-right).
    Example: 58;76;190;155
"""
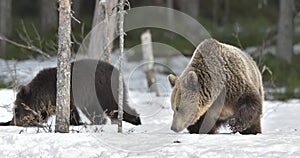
175;107;179;111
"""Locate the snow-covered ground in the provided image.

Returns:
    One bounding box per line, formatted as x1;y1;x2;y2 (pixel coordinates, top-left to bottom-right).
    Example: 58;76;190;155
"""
0;56;300;157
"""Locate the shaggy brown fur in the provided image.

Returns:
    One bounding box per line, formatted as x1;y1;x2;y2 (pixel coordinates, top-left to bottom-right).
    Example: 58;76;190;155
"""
2;59;141;126
169;39;263;134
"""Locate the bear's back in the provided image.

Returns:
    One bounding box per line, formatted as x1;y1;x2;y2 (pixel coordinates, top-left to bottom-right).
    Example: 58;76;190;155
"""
187;39;263;104
27;67;57;106
71;59;119;109
219;41;263;97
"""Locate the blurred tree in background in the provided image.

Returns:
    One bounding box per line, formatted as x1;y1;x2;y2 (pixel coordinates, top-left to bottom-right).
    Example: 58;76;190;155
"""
40;0;58;34
276;0;296;63
0;0;12;58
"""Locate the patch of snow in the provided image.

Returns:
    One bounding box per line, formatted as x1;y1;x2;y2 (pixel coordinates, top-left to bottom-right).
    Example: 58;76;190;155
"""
0;56;300;157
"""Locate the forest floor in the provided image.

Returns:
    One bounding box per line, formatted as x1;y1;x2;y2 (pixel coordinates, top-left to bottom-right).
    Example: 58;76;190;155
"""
0;55;299;157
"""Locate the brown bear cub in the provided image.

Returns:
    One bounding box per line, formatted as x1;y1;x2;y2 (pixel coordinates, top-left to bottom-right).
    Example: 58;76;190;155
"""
1;59;141;126
169;39;263;134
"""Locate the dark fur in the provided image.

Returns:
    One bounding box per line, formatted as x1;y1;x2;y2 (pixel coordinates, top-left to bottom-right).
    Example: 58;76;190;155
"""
2;59;141;126
187;92;262;134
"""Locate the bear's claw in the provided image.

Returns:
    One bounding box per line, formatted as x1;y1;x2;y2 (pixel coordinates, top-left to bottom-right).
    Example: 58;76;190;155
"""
229;118;248;133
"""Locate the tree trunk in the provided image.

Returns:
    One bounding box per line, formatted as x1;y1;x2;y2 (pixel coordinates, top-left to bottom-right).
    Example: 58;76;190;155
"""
118;0;125;133
176;0;199;19
277;0;295;63
213;0;229;29
40;0;58;34
88;0;117;63
141;30;159;96
55;0;72;133
167;0;174;29
154;0;164;6
0;0;12;58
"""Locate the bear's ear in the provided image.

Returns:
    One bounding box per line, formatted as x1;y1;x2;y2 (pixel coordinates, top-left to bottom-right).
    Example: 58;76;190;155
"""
187;71;198;90
18;85;31;97
168;74;177;87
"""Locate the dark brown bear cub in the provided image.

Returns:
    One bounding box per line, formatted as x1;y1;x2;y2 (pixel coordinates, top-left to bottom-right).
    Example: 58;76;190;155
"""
2;59;141;126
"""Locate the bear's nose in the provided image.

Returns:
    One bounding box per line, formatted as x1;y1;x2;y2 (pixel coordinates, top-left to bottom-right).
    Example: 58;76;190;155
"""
171;125;180;132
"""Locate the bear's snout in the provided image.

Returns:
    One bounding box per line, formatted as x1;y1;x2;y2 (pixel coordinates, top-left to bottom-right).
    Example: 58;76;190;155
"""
171;125;181;132
171;116;186;132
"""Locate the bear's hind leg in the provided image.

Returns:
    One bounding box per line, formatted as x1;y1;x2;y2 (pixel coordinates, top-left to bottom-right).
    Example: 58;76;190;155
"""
240;117;261;134
229;93;262;134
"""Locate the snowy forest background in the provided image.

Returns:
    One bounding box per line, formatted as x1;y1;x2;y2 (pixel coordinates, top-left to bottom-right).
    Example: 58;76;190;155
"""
0;0;300;157
0;0;300;99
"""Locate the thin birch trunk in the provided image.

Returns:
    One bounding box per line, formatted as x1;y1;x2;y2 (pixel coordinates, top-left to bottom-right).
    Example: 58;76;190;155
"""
118;0;125;133
55;0;72;133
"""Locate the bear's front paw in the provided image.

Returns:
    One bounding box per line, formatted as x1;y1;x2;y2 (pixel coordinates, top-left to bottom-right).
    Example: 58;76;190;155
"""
228;118;248;133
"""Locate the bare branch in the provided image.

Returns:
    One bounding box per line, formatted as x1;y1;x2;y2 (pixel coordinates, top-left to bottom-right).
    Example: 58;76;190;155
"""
0;36;50;58
71;33;81;46
21;20;33;46
31;23;43;49
71;10;81;24
232;25;243;50
21;103;40;118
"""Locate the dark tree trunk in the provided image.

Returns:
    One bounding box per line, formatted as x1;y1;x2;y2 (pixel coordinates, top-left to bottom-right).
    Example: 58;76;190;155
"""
154;0;164;6
40;0;58;34
213;0;229;29
277;0;295;63
167;0;174;29
0;0;12;58
175;0;199;19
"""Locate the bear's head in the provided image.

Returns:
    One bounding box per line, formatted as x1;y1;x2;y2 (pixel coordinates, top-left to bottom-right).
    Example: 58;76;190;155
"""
12;85;45;126
168;71;211;132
